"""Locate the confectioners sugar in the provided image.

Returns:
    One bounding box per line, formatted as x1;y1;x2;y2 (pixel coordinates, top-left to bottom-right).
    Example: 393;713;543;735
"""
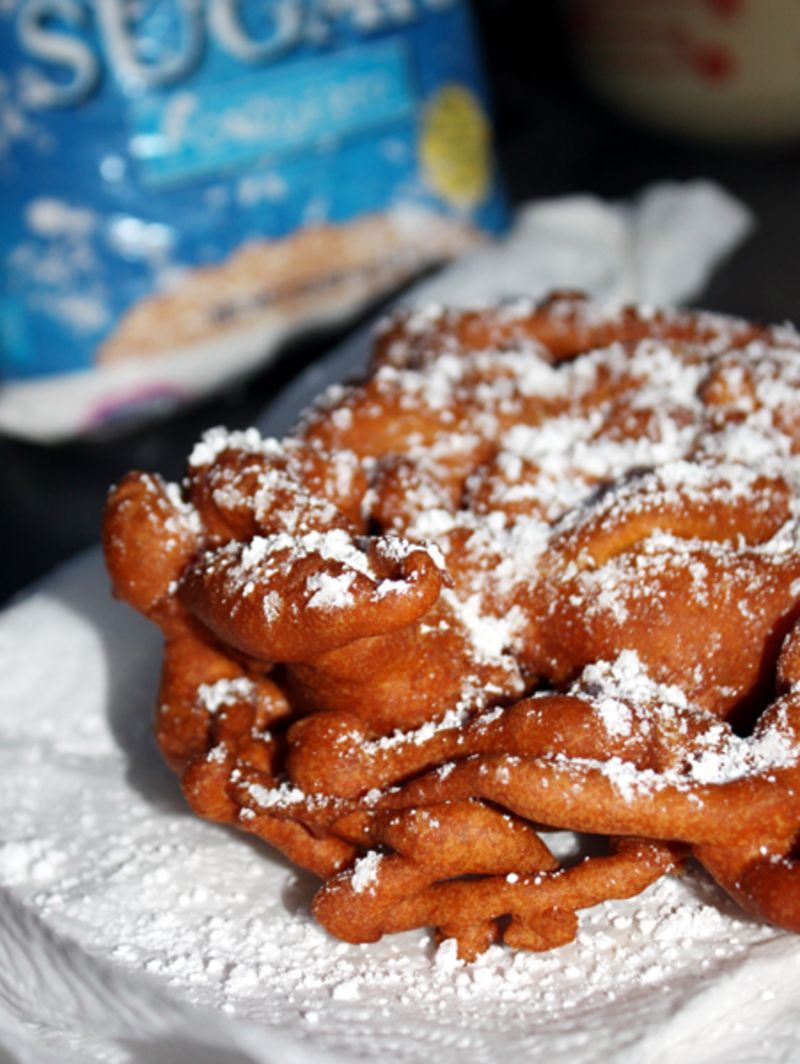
0;182;785;1059
1;466;800;1061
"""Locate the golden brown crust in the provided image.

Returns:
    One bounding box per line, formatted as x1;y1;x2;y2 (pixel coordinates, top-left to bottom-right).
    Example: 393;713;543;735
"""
103;290;800;958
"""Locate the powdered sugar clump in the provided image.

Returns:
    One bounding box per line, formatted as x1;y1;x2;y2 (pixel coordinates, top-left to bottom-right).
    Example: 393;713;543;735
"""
350;851;383;894
197;677;258;713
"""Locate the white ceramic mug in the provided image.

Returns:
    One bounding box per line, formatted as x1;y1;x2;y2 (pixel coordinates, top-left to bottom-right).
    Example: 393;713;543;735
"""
566;0;800;142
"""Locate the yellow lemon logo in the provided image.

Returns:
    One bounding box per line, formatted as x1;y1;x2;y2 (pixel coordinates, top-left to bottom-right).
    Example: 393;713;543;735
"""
419;84;491;210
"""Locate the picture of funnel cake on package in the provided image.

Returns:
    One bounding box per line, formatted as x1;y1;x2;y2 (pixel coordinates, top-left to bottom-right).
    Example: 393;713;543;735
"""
103;291;800;961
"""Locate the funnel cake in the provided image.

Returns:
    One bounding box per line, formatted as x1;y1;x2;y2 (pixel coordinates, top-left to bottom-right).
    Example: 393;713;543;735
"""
103;291;800;959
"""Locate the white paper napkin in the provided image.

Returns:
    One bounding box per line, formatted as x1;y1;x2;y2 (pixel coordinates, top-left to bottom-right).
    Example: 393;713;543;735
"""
412;179;753;307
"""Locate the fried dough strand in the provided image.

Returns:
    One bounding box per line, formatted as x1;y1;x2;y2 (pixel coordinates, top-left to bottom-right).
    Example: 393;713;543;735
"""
103;291;800;958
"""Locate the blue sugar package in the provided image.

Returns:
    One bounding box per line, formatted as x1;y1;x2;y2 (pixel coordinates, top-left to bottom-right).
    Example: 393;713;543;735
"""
0;0;506;440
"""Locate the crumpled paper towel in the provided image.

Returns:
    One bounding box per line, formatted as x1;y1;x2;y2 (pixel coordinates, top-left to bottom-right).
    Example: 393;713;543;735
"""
417;179;753;306
4;181;788;1064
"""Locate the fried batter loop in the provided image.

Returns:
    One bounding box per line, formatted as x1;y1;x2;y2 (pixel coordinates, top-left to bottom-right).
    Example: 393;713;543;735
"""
104;292;800;959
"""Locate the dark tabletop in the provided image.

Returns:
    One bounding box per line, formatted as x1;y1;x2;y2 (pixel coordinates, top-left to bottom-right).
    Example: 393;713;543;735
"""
3;0;800;605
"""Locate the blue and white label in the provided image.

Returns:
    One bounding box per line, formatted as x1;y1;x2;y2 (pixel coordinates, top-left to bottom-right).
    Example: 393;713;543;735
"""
0;0;506;425
132;40;416;186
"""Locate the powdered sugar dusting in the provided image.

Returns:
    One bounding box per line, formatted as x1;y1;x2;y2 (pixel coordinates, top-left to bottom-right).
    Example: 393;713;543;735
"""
246;781;307;810
350;851;383;894
306;569;358;610
560;652;800;801
197;677;258;713
577;651;688;716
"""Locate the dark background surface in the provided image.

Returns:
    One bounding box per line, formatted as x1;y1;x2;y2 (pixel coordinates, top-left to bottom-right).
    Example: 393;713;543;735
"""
3;0;800;605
